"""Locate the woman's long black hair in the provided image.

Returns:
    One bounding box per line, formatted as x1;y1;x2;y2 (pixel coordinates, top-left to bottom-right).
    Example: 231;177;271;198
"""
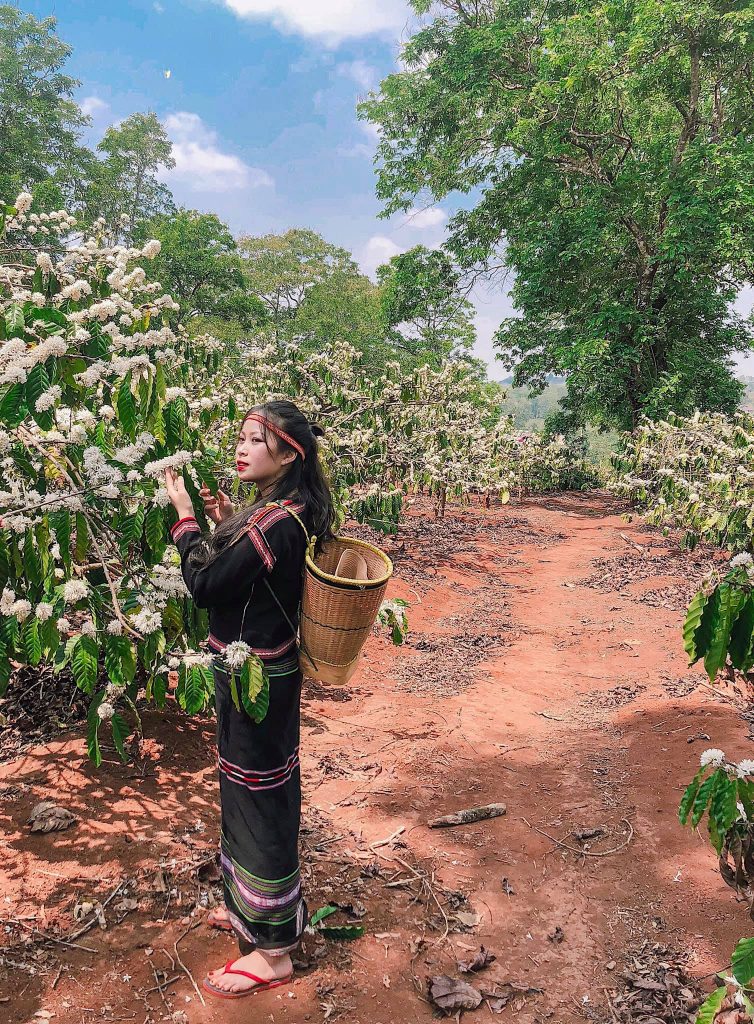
188;399;336;570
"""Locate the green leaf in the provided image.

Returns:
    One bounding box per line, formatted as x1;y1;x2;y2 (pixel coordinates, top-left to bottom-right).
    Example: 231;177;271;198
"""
111;712;130;763
151;671;168;708
86;692;105;768
729;596;754;671
704;584;743;681
183;665;206;714
679;768;704;825
310;905;339;927
6;303;24;336
163;400;184;448
161;596;183;637
693;586;720;669
229;672;241;712
0;383;26;426
22;619;42;666
738;779;754;820
25;363;53;430
23;531;42;588
0;651;11;696
119;508;145;554
74;512;89;562
116;373;137;439
732;937;754;987
709;773;739;847
240;657;270;723
194;459;219;496
694;986;728;1024
319;925;365;940
691;770;721;829
104;635;136;687
145;505;165;555
72;635;99;694
50;510;71;568
683;590;708;664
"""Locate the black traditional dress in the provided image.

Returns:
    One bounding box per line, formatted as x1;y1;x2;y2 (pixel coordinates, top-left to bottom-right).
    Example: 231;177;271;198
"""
170;497;309;954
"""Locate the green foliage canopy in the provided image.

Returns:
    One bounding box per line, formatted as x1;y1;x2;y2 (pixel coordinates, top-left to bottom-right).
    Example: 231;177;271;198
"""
361;0;754;430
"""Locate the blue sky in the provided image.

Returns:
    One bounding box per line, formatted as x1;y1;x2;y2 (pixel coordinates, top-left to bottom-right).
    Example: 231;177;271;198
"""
20;0;754;377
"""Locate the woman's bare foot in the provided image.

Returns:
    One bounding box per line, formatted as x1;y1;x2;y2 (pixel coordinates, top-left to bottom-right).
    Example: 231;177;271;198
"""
205;949;293;995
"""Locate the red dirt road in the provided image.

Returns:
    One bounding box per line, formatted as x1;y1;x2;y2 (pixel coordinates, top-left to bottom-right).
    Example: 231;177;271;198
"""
0;493;747;1023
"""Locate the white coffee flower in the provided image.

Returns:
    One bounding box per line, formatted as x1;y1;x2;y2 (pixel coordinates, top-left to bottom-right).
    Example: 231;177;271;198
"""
11;599;32;622
737;759;754;778
56;617;71;632
63;579;89;604
97;701;115;721
731;553;754;569
14;191;33;213
80;619;97;637
35;602;54;621
141;239;161;259
106;619;123;635
700;748;725;769
35;385;62;412
224;640;252;670
0;588;16;616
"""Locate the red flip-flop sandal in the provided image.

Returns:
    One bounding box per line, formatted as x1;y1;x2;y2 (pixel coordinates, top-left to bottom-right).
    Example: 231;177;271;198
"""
206;909;234;932
202;960;293;1000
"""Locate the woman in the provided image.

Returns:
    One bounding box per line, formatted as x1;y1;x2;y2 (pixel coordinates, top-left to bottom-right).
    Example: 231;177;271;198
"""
164;399;335;999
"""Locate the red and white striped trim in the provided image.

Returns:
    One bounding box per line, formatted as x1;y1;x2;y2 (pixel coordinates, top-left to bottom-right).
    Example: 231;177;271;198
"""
209;633;297;660
242;500;305;572
218;747;300;791
170;516;200;542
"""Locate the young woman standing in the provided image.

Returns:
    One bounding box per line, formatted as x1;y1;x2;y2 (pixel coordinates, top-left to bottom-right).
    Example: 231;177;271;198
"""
164;399;335;999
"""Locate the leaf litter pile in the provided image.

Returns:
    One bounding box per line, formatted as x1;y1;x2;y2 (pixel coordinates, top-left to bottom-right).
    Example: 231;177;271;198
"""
0;664;90;760
597;941;706;1023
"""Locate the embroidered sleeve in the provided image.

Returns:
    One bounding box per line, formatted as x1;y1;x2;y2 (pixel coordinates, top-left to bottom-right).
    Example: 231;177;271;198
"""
169;515;264;608
169;502;306;610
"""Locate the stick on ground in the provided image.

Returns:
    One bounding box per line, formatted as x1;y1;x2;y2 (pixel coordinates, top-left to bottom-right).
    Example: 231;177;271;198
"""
428;803;507;829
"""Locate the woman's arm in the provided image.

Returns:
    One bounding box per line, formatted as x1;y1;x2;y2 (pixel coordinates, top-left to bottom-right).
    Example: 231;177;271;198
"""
170;517;269;608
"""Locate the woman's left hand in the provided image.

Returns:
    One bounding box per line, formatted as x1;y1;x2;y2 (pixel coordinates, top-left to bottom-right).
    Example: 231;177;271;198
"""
164;468;195;519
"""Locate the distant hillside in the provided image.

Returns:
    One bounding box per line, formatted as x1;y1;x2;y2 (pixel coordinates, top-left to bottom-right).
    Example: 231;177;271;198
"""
740;376;754;413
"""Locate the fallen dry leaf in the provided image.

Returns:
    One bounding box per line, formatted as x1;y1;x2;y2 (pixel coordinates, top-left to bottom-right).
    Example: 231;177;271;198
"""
458;946;496;973
548;925;565;943
27;801;77;833
455;910;481;930
428;975;483;1014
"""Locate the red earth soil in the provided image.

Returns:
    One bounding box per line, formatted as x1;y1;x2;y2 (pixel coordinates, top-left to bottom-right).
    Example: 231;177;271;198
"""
0;492;748;1024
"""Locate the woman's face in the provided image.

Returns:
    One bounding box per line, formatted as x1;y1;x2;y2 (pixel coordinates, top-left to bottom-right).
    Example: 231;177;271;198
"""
235;417;296;488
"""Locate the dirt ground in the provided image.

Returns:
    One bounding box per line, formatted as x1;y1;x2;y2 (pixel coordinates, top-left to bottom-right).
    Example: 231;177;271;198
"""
0;492;749;1024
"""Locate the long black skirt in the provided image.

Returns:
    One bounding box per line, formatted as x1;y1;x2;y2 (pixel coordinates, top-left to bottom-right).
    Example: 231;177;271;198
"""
212;653;308;954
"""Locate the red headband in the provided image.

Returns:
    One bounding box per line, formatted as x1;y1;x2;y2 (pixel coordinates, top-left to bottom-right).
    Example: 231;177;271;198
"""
244;413;306;461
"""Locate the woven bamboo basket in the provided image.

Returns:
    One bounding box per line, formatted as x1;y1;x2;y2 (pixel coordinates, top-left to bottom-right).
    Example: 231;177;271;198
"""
298;536;393;685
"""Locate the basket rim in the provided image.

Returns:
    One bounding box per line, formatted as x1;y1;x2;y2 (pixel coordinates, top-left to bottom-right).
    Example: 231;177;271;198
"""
306;535;393;587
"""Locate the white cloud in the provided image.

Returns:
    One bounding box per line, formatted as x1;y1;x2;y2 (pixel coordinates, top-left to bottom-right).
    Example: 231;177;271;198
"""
360;235;403;279
162;112;273;192
404;206;447;230
336;60;377;90
338;119;381;159
219;0;408;44
80;96;109;118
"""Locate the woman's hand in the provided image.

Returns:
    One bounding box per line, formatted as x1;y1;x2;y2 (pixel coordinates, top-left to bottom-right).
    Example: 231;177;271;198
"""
200;485;234;525
164;468;195;520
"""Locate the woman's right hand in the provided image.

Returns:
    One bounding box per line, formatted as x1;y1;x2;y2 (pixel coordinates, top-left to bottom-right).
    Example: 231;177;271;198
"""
200;485;234;525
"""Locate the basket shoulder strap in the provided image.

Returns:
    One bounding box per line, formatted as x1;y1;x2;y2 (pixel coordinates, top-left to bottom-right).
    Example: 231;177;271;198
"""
265;500;317;558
